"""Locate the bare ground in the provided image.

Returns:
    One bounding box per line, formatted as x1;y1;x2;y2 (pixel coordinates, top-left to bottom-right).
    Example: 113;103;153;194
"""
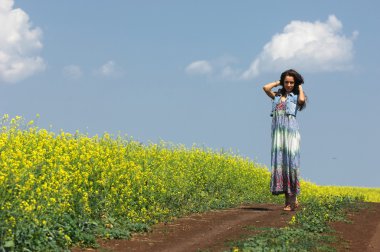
72;202;380;252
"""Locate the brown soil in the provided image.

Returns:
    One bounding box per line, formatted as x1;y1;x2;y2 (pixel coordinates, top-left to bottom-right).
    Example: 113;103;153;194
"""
72;202;380;252
330;202;380;252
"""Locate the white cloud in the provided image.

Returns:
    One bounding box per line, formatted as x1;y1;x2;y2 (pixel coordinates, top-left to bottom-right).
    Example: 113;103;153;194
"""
185;60;213;75
96;60;123;77
62;65;83;79
0;0;45;83
99;61;115;76
186;57;242;80
241;15;358;79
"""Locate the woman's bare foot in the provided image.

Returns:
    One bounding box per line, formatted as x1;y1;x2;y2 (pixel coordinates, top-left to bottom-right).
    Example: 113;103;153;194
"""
283;205;292;211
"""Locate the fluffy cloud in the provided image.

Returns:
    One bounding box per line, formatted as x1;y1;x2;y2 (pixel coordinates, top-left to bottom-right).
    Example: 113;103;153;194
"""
0;0;45;83
62;65;83;80
241;15;357;79
185;60;213;75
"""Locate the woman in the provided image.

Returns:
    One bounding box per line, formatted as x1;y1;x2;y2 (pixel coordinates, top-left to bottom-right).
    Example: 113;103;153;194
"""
263;69;306;211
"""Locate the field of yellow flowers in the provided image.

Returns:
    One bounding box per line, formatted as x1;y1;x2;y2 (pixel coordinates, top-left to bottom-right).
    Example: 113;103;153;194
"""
0;115;379;251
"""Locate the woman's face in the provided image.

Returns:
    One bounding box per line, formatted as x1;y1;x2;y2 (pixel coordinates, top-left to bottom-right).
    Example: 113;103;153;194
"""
284;75;295;93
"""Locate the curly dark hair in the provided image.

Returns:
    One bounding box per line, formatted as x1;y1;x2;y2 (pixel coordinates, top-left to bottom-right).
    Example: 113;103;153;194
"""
278;69;307;111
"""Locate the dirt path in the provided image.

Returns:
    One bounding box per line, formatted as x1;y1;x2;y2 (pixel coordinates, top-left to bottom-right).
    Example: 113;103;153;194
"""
331;202;380;251
73;203;293;252
369;219;380;251
120;203;292;252
73;202;380;252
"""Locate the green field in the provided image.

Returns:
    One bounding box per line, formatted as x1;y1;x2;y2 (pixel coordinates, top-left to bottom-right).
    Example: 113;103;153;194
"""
0;116;379;251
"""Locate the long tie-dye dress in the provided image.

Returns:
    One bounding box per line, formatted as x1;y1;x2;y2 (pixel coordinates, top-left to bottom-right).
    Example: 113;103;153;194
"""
270;100;300;196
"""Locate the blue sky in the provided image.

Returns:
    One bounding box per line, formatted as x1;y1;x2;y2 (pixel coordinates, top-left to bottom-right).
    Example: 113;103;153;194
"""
1;0;379;187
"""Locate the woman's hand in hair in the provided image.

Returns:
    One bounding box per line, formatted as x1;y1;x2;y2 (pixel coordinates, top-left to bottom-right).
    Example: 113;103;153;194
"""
263;80;281;99
298;84;305;105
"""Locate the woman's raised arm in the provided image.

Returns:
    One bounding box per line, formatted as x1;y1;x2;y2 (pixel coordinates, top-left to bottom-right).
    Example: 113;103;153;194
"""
263;80;280;99
298;84;305;105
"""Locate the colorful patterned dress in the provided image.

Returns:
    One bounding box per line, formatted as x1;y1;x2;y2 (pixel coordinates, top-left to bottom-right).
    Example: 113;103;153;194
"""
270;99;300;196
